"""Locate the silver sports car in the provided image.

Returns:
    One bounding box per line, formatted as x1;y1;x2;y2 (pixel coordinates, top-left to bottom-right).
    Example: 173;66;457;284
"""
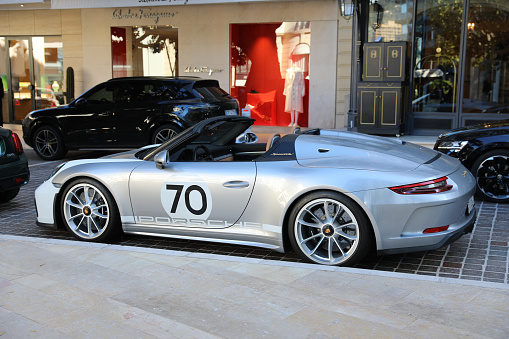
35;116;477;266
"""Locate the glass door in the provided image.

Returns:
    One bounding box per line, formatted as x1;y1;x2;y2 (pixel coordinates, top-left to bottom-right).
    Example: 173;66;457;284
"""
4;36;63;122
8;38;33;121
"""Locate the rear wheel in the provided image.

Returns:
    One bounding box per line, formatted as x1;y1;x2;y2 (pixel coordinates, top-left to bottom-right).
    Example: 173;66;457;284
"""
60;178;120;242
0;188;20;203
33;125;67;160
472;150;509;203
289;191;373;266
151;124;182;144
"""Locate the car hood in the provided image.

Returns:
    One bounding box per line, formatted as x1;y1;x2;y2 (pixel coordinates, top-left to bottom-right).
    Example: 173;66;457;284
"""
437;119;509;141
296;131;460;173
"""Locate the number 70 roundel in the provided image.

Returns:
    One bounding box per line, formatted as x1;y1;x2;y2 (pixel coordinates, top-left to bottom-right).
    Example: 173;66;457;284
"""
160;182;213;220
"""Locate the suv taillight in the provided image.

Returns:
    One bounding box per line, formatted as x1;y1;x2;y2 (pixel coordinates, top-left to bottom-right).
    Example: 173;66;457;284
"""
11;132;24;154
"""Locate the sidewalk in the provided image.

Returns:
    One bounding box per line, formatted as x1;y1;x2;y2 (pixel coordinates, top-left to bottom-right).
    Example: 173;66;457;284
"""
1;235;508;338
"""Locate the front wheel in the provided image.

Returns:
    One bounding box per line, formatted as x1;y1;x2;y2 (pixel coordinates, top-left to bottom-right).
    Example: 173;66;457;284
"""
289;191;373;266
60;178;121;242
472;150;509;203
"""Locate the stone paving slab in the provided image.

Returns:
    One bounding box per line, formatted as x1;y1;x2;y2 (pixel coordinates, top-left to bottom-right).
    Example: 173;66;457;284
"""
1;152;508;285
0;236;508;338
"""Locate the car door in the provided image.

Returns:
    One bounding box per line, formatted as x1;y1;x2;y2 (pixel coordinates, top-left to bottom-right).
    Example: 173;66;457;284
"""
129;160;256;228
113;80;162;147
60;82;123;146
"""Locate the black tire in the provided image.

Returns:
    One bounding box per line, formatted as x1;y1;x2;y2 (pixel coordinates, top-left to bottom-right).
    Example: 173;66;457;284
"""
60;178;121;242
472;149;509;203
151;124;182;144
33;125;68;160
288;191;373;266
0;187;20;203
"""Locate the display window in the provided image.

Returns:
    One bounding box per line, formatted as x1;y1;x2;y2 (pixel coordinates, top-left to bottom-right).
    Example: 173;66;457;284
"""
230;22;310;127
111;26;178;78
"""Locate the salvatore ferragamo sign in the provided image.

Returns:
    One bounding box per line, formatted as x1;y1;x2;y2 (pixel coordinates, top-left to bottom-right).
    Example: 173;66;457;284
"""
112;8;179;24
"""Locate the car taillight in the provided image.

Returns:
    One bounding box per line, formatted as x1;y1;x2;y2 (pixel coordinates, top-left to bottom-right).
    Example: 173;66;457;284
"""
11;132;24;154
389;177;452;195
423;226;449;234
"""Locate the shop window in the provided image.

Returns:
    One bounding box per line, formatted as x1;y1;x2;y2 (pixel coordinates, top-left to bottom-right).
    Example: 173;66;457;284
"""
462;0;509;114
412;0;462;115
368;0;413;43
111;26;178;78
230;22;310;127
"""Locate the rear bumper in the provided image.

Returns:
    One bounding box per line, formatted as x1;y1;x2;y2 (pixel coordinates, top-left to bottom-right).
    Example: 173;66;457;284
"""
0;156;29;192
377;206;477;255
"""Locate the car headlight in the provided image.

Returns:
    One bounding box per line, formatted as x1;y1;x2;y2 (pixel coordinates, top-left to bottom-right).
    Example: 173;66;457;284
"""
49;162;67;180
437;140;468;153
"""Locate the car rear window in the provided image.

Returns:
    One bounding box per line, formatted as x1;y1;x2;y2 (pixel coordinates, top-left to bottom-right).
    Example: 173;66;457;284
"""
193;82;228;100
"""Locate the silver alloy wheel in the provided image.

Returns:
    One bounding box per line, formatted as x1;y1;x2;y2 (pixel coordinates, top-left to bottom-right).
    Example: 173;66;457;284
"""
63;183;110;239
35;129;58;158
477;155;509;200
154;127;178;144
294;198;359;265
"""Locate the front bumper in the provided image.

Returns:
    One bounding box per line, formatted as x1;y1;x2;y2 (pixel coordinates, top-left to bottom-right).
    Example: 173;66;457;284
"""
34;178;61;228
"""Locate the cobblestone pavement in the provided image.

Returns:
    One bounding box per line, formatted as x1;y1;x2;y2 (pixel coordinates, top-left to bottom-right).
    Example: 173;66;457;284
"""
1;150;508;285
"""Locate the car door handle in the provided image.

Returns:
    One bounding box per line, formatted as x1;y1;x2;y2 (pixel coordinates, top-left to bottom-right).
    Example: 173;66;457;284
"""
96;111;112;117
223;181;250;189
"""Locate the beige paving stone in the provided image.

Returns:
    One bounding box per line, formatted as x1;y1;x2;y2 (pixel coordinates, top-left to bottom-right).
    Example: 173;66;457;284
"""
288;307;410;338
127;250;199;267
403;318;492;339
228;261;315;284
0;263;29;281
0;311;68;338
84;249;155;273
389;292;509;338
13;273;58;291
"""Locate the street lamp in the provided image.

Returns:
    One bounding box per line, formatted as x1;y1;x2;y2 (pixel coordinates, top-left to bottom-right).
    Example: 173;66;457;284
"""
338;0;360;131
339;0;356;21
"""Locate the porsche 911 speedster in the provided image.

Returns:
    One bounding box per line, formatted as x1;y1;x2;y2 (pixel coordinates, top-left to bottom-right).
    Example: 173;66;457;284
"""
35;116;477;266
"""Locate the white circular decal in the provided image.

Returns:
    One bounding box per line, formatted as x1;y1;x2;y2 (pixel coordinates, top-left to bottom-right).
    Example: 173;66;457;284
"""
160;182;212;220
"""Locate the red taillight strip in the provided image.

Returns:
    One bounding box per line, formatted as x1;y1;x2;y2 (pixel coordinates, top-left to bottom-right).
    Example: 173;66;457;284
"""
389;176;453;195
11;132;24;154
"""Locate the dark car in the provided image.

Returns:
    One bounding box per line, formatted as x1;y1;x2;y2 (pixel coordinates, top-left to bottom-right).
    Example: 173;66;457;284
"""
0;127;29;203
22;76;239;160
434;120;509;203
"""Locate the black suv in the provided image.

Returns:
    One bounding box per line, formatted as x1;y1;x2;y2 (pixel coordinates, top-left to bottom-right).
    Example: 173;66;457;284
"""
22;77;239;160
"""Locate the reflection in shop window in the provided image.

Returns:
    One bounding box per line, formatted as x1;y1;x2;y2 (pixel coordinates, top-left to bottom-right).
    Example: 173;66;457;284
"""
462;0;509;114
368;0;413;42
412;0;462;114
111;26;178;78
230;22;310;127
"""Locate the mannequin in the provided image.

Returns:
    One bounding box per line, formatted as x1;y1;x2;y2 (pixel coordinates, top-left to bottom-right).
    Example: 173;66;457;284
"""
283;63;305;126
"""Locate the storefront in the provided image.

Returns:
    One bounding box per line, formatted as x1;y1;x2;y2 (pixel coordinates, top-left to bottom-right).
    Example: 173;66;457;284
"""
0;0;342;130
0;0;508;136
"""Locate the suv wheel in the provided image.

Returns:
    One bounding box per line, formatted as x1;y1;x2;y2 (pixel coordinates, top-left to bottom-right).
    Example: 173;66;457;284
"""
151;124;182;144
33;125;68;160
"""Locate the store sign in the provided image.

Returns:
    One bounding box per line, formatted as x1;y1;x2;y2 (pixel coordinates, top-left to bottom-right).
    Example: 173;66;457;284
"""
52;0;293;9
112;8;178;24
184;66;223;75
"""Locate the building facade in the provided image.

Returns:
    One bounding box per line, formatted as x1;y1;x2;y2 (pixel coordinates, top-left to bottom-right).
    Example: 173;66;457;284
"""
0;0;507;136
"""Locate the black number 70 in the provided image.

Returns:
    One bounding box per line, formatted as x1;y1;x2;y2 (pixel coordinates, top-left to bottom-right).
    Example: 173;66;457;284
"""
166;184;207;215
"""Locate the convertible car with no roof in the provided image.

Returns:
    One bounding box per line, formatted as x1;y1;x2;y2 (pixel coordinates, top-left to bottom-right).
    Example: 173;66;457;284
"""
35;116;477;266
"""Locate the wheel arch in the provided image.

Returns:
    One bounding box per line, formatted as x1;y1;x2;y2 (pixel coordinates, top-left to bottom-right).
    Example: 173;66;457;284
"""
280;187;379;253
148;119;186;144
465;144;509;171
30;118;67;143
53;174;128;230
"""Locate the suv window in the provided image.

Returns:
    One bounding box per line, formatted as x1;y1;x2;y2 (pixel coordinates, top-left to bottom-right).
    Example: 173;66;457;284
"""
86;84;122;104
194;82;228;100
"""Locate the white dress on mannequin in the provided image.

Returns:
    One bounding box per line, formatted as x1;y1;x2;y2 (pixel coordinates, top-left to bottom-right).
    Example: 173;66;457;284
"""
283;65;305;126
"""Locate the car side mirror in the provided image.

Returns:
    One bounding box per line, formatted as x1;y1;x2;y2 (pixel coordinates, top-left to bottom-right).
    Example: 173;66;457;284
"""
236;132;258;144
155;150;170;169
74;98;87;107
